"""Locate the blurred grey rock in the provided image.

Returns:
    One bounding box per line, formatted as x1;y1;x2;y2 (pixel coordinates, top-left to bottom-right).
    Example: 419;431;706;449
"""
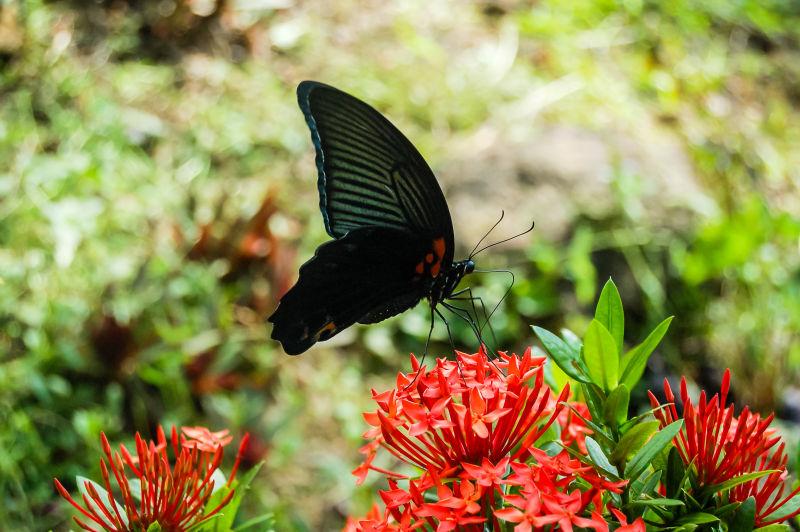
440;122;716;249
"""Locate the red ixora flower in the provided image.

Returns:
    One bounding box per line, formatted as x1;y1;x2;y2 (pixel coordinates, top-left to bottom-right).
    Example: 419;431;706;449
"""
356;348;570;483
347;349;645;531
649;369;800;527
55;425;249;532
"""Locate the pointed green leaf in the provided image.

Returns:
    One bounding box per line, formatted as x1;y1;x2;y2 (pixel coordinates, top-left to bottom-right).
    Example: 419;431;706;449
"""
675;512;719;525
533;326;591;383
620;316;673;390
585;436;619;477
604;384;630;427
558;442;622;481
730;497;756;532
630;470;662;501
629;497;685;507
755;525;791;531
624;420;683;482
583;320;619;391
563;400;614;444
595;278;624;354
611;420;659;463
665;446;686;498
146;524;163;532
581;382;607;427
716;501;742;517
203;461;264;531
560;328;582;355
186;514;223;532
233;514;276;531
703;470;779;496
620;403;671;430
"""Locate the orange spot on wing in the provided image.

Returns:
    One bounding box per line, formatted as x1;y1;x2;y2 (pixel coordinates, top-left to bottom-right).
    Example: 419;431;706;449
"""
415;261;424;274
430;237;446;278
425;253;434;263
432;237;446;260
315;321;337;341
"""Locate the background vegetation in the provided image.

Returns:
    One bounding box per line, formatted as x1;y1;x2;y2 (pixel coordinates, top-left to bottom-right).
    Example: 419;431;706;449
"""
1;0;798;529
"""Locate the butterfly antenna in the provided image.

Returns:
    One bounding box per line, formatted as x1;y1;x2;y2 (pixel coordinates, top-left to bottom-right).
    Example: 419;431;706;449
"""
473;268;516;327
471;220;535;258
468;210;505;259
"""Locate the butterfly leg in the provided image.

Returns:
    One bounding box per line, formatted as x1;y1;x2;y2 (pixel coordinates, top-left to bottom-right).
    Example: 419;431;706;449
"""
442;300;505;375
403;305;435;393
448;287;499;356
441;300;488;354
435;305;469;385
433;305;455;352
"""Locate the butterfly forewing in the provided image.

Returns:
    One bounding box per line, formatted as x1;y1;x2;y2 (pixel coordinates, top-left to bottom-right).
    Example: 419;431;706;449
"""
297;81;455;265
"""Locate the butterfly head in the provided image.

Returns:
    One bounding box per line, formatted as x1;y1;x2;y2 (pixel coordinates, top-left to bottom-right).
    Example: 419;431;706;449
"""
465;259;475;275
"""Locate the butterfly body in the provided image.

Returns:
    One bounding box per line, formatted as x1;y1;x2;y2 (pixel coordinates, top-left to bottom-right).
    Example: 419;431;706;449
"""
268;81;473;355
429;258;475;305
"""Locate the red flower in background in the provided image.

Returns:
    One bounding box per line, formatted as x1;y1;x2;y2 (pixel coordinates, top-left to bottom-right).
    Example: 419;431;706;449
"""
346;349;626;531
557;402;593;454
609;507;646;532
181;426;234;452
55;425;249;532
649;369;800;526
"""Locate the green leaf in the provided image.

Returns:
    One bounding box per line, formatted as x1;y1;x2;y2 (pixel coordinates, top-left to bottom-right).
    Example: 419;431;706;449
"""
558;443;622;481
147;524;163;532
585;436;619;477
703;470;779;495
620;316;673;390
611;420;660;463
675;512;719;525
629;470;662;501
560;328;583;355
533;326;591;383
756;488;800;523
715;502;742;517
624;420;683;482
581;382;607;427
233;514;275;531
730;497;756;532
665;446;685;498
604;384;630;427
629;497;685;507
681;487;703;511
755;525;791;531
204;462;264;531
583;319;619;391
595;278;624;354
563;400;615;444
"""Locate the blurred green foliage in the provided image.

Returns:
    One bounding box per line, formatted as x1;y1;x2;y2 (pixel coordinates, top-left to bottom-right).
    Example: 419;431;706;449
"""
0;0;798;530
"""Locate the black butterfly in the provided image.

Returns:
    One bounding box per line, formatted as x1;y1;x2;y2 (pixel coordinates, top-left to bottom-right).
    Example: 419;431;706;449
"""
268;81;476;355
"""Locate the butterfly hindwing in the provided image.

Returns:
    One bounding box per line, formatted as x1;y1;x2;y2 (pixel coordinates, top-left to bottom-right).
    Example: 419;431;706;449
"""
268;227;439;355
297;81;455;267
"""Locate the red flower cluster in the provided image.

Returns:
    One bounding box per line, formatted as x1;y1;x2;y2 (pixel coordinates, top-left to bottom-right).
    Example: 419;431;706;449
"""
55;425;249;532
346;349;627;531
649;369;800;527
